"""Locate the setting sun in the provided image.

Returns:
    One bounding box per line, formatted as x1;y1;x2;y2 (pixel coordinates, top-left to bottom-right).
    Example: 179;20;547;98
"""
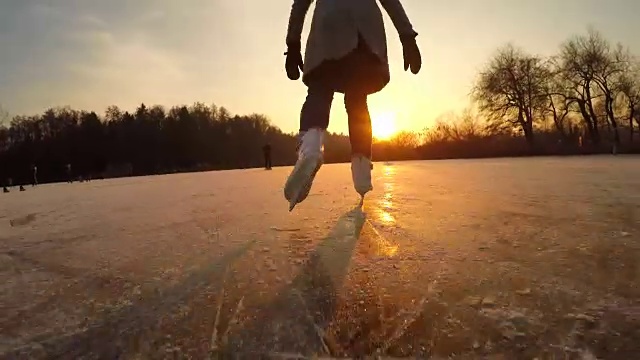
372;111;398;140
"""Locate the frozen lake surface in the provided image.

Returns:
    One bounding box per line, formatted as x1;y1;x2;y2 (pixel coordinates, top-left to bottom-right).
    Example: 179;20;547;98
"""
1;156;639;359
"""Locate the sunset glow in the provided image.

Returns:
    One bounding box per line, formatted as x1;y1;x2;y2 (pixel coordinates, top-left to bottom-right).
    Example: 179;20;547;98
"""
372;111;398;140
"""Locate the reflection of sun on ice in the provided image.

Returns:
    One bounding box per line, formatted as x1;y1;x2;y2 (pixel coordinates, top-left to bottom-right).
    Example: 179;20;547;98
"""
371;111;397;140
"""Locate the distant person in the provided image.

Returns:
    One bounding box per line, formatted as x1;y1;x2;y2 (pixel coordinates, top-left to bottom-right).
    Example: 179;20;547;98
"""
263;143;273;170
65;163;72;183
31;165;38;186
283;0;421;210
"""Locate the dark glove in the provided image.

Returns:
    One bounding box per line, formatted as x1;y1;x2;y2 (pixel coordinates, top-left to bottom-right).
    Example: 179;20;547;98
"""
284;43;304;80
401;34;421;74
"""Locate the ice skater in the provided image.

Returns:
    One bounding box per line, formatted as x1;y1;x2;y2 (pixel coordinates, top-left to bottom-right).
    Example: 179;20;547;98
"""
283;0;422;211
65;163;73;183
31;164;38;187
263;143;273;170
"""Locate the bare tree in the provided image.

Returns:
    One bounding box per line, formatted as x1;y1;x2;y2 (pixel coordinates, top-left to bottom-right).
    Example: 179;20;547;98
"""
390;131;421;148
617;61;640;142
473;44;548;145
457;108;486;139
556;44;600;144
539;62;572;139
0;105;8;127
0;106;9;155
558;28;630;146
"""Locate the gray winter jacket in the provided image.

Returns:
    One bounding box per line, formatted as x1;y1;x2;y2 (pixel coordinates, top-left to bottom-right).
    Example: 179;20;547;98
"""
286;0;417;84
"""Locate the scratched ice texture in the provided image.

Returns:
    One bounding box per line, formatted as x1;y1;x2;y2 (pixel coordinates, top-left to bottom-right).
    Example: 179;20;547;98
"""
1;156;639;359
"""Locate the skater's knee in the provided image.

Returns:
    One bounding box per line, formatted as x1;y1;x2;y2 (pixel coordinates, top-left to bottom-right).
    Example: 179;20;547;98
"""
301;86;334;131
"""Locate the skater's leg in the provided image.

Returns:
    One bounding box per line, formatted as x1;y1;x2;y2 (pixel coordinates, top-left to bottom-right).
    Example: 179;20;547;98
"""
284;85;334;210
300;86;334;133
344;92;372;158
345;92;373;196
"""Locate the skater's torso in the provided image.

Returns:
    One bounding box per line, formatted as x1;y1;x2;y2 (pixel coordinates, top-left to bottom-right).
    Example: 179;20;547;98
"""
289;0;415;82
306;0;386;71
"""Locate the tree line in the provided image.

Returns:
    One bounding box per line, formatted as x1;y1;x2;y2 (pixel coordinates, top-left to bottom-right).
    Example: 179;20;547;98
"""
1;28;639;186
0;104;303;184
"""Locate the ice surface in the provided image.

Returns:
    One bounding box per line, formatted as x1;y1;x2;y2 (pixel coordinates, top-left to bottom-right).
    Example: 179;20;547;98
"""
1;156;639;358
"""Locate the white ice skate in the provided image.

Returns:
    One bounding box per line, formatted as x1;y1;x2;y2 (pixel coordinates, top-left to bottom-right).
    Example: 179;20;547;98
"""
284;128;325;211
351;154;373;198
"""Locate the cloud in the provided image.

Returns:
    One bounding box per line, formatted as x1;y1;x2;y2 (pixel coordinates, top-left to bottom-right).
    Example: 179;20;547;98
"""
64;30;192;108
77;14;108;28
0;0;294;118
0;1;205;114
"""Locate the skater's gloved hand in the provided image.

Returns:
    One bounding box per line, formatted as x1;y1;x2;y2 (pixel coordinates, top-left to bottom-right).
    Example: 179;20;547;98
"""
401;34;421;74
284;42;304;80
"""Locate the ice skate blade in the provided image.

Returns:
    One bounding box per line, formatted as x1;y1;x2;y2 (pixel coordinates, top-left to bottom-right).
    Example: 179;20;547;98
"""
284;155;321;201
284;155;323;212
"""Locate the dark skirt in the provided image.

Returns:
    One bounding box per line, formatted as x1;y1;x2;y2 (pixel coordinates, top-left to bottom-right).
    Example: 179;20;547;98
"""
302;35;389;95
